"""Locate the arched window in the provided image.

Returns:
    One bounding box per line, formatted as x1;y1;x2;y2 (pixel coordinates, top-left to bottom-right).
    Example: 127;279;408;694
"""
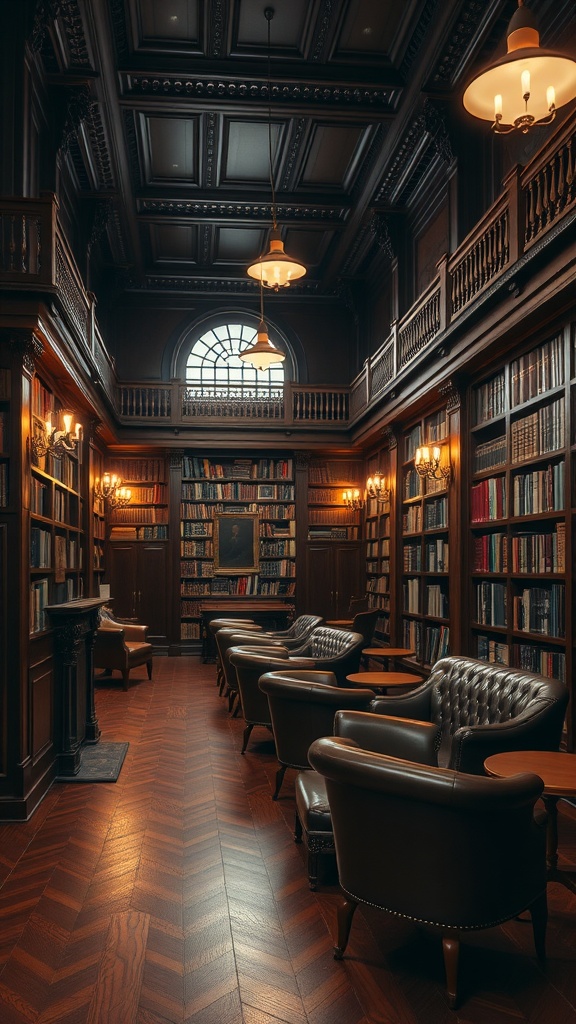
185;319;288;401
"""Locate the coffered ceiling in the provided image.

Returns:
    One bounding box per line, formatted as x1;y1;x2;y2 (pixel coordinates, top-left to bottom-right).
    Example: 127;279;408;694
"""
34;0;574;302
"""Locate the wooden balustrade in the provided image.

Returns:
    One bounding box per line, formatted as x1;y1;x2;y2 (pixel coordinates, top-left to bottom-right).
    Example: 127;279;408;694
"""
1;113;574;433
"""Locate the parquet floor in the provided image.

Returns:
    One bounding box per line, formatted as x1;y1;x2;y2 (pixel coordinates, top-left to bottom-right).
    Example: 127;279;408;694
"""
1;657;576;1024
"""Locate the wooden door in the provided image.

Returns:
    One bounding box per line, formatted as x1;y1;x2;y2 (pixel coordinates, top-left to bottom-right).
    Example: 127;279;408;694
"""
108;543;138;618
305;542;363;620
333;542;363;617
136;543;167;642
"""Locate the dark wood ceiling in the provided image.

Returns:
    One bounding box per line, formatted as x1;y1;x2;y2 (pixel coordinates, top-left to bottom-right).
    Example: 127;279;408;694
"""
34;0;573;302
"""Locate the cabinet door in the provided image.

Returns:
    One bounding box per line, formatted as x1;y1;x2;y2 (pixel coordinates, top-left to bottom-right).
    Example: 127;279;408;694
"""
334;543;363;618
305;542;363;620
136;543;167;641
108;544;138;618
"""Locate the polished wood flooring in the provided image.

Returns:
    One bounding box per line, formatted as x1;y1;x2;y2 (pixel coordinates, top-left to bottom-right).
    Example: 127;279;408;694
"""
1;656;576;1023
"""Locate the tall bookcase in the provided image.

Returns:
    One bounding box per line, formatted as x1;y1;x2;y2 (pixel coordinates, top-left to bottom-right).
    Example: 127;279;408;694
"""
305;458;364;620
179;454;296;646
89;441;106;597
469;331;570;691
29;375;85;633
399;408;451;667
364;442;395;644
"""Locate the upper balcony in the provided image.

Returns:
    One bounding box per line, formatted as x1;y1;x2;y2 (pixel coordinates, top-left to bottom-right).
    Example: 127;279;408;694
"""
1;112;574;441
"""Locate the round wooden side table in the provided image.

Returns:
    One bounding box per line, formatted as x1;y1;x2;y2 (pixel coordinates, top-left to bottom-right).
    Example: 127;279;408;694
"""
346;670;422;693
485;749;576;892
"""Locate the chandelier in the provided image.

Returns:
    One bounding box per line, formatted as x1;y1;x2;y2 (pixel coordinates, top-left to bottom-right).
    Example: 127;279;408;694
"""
463;0;576;135
31;412;82;460
94;472;132;509
246;7;306;290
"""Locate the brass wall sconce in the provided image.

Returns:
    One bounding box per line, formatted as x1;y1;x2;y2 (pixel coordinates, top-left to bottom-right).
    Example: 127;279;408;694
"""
342;488;365;511
94;472;132;509
366;472;390;503
414;445;451;482
31;412;82;459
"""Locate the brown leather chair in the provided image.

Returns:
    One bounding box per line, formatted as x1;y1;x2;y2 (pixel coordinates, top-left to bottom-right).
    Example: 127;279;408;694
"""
294;710;439;889
93;618;153;691
227;626;366;689
369;655;568;774
257;670;376;802
308;734;548;1009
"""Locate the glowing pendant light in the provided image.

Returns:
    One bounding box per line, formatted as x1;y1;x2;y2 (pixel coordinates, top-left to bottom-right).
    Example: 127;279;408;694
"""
239;278;286;371
246;7;306;290
463;0;576;135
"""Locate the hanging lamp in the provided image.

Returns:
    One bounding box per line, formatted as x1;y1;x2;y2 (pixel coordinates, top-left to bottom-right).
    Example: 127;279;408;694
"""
246;7;306;290
463;0;576;135
239;277;286;371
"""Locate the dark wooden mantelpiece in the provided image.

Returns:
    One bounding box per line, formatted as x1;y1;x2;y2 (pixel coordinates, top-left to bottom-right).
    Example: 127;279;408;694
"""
45;598;105;777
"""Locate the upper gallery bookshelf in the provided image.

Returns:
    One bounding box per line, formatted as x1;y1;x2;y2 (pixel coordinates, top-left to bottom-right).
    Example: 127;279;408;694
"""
400;409;450;667
29;375;85;634
469;331;569;685
180;455;296;643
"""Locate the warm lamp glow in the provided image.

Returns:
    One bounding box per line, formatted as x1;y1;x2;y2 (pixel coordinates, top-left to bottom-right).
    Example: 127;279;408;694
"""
463;1;576;135
342;488;364;510
94;473;131;508
366;472;390;503
239;318;285;372
414;445;451;481
31;409;82;460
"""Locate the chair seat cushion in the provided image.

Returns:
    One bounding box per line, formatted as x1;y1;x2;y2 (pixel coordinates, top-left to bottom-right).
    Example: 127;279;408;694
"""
125;641;153;662
295;771;332;835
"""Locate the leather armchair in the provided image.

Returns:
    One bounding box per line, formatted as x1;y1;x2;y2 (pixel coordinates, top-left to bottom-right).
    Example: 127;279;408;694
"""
229;626;366;688
93;618;153;690
257;670;376;799
294;710;439;889
308;735;547;1009
369;655;568;774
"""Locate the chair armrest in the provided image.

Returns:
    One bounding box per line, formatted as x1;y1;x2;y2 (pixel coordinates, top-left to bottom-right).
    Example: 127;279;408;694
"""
334;710;440;764
369;682;432;721
449;707;565;775
120;623;149;642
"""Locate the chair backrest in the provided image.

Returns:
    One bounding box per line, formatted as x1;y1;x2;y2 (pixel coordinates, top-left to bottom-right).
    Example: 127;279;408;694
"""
258;672;376;770
290;626;365;684
428;656;568;736
350;608;379;644
308;736;546;930
348;596;369;616
284;614;324;640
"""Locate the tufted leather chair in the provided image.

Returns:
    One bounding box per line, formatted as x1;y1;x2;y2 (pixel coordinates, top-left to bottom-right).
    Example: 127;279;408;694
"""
215;615;324;706
234;626;365;686
257;670;376;804
308;734;547;1009
369;655;568;774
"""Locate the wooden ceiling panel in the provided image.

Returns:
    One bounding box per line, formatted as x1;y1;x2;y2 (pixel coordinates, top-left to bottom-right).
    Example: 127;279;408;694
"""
145;116;200;185
230;0;313;58
283;227;334;268
215;226;265;263
298;123;373;192
221;119;283;185
149;223;199;264
332;0;405;59
134;0;202;49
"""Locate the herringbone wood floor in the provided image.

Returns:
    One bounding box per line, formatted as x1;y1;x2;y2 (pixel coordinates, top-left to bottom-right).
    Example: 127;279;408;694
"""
1;657;576;1023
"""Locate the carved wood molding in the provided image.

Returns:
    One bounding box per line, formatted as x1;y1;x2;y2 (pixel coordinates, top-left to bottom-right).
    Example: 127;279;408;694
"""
1;330;44;374
140;199;345;222
374;100;453;205
439;379;461;411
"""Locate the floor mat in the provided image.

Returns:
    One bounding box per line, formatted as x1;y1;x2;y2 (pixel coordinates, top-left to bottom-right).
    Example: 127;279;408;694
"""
55;742;129;783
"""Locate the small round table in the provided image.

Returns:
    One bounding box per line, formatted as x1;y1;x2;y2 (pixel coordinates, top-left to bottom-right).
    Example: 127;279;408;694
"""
485;750;576;892
361;646;415;668
347;670;422;693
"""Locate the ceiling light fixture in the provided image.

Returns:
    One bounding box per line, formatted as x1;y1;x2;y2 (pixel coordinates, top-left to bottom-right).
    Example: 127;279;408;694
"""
246;7;306;290
463;0;576;135
239;277;286;371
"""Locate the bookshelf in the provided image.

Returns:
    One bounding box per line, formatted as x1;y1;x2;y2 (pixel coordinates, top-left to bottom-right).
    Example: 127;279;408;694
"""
305;458;364;620
306;458;363;542
29;375;85;634
364;444;394;644
399;409;450;668
90;442;106;596
179;454;296;646
104;455;169;642
469;331;569;686
0;368;10;511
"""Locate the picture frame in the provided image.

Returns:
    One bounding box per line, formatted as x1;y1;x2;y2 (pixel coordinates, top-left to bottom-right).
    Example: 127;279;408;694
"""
257;483;275;499
214;512;259;574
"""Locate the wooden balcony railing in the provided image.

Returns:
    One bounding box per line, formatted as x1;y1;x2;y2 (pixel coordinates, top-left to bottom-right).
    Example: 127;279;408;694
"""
1;113;574;433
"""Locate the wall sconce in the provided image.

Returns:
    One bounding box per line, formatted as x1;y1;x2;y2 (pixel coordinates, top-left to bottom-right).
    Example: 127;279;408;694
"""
366;472;390;503
414;445;451;482
342;488;365;511
31;412;82;459
94;473;132;509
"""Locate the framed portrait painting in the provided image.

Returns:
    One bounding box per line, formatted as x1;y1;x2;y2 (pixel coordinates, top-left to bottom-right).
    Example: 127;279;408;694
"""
214;512;259;574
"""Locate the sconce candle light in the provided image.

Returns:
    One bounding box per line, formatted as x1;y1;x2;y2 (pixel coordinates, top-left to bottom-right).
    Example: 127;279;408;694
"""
414;445;451;481
366;472;390;503
31;412;82;459
94;472;132;509
342;488;364;511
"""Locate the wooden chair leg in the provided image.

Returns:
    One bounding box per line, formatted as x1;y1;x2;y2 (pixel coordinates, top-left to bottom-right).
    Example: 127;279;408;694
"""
241;723;254;754
530;891;548;963
442;935;460;1010
334;897;358;959
122;669;130;691
294;812;303;844
272;764;287;800
146;660;153;679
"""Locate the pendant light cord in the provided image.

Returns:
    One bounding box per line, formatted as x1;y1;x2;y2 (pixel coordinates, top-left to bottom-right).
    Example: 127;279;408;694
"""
265;7;277;230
